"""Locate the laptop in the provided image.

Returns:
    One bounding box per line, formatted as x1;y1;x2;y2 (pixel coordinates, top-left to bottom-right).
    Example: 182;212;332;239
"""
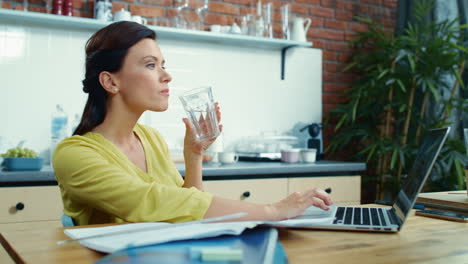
297;127;451;233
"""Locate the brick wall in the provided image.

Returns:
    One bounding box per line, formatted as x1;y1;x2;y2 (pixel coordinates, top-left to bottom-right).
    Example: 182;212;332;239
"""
1;0;398;154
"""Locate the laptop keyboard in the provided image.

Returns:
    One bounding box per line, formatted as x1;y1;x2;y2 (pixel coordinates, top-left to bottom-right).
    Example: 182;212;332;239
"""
333;207;396;226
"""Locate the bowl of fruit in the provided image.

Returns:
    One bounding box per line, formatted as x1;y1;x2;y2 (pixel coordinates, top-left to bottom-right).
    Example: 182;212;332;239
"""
1;147;43;171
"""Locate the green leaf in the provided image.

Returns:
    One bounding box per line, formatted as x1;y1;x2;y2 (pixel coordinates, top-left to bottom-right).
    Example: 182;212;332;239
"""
447;42;468;53
426;81;439;101
407;54;416;72
390;149;398;169
452;66;465;90
335;114;348;131
454;159;464;189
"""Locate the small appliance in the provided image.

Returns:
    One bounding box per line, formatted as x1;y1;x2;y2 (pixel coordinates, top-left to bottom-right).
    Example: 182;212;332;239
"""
300;123;323;160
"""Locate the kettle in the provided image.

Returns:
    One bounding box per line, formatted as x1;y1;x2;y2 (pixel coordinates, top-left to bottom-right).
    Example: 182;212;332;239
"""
291;17;311;42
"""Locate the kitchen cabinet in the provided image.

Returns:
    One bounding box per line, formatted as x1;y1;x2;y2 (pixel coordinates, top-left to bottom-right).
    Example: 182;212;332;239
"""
204;178;288;204
288;176;361;205
0;161;365;224
204;176;361;205
0;186;63;224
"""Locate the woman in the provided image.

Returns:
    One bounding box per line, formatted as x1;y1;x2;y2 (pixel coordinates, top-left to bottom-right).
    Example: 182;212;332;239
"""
53;21;332;226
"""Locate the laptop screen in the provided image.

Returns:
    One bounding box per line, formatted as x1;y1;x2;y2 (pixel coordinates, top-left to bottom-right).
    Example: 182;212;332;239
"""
392;127;450;226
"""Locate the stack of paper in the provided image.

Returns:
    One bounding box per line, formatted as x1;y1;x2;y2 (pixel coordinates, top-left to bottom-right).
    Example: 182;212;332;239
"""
64;205;336;253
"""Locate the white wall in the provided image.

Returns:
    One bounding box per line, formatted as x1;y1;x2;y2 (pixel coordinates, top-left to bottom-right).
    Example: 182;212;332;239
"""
0;21;321;163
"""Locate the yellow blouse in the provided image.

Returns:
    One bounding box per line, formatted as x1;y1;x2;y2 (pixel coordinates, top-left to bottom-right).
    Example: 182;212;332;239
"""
53;123;212;226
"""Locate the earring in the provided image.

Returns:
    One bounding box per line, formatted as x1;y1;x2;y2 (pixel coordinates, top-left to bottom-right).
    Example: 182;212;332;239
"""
113;88;119;93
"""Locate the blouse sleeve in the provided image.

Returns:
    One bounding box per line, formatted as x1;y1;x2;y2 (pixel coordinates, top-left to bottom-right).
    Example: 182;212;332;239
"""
53;138;213;223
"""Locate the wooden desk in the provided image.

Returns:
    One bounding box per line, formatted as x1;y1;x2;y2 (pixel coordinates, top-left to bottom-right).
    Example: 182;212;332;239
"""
1;207;467;264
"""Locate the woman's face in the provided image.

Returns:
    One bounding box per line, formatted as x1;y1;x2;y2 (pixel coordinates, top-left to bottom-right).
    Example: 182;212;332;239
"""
114;38;172;113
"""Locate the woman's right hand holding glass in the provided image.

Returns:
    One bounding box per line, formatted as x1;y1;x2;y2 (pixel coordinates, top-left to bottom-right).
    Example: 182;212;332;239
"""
268;188;333;221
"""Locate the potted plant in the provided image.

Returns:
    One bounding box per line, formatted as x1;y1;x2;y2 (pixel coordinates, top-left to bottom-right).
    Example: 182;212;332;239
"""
326;0;468;201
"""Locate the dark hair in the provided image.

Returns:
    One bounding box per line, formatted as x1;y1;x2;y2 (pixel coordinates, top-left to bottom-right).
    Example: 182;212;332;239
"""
73;21;156;135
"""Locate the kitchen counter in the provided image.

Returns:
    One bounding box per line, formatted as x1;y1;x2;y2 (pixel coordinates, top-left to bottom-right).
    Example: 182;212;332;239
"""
0;161;365;186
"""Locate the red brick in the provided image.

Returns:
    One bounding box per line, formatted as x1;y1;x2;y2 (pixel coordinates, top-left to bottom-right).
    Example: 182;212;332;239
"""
362;0;382;4
323;82;351;93
28;6;45;12
239;6;255;16
205;13;235;25
337;1;355;10
139;0;172;7
320;0;337;8
345;31;357;41
167;8;178;18
324;40;350;51
383;0;398;8
1;2;12;9
130;5;165;17
112;3;126;13
311;17;324;27
309;29;344;41
310;6;334;17
381;18;395;27
323;51;338;61
323;72;336;82
224;0;251;5
323;92;347;104
335;10;353;21
334;72;355;82
291;3;309;15
338;53;351;63
325;19;347;30
73;10;93;18
349;22;368;33
210;2;239;15
72;0;85;10
310;38;324;49
296;0;320;4
326;61;344;73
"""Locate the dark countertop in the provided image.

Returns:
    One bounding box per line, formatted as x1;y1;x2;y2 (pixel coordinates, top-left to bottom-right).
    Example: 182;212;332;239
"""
0;161;366;187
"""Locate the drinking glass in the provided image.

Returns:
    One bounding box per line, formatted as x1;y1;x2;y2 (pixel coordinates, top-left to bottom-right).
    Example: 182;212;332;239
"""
179;87;220;140
280;4;290;39
263;2;272;38
174;0;189;28
23;0;28;11
195;0;209;30
44;0;52;13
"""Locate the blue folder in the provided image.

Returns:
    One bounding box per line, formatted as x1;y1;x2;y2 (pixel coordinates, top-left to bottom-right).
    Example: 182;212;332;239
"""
95;227;288;264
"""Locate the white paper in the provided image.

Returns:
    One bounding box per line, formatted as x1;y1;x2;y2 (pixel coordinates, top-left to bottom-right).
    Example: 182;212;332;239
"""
64;206;335;253
65;221;259;253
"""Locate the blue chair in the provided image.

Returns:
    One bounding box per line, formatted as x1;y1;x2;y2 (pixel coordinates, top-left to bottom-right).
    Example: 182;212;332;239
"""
61;214;75;227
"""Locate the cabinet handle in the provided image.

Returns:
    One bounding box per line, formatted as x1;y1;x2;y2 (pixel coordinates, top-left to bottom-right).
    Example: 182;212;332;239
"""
15;202;25;211
242;191;251;198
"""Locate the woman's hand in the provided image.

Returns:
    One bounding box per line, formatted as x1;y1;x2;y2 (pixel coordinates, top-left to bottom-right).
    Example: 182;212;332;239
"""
182;102;223;159
269;188;333;220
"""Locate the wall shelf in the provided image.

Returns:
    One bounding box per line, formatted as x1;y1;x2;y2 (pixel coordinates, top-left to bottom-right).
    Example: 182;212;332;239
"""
0;8;313;79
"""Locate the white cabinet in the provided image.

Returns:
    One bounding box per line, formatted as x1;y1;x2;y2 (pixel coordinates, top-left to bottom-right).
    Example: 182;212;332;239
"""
288;176;361;205
0;175;361;224
0;186;63;223
204;178;288;204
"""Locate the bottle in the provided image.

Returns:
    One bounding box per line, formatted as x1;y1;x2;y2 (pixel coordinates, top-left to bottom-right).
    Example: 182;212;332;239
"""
254;0;264;37
52;0;63;15
71;114;80;135
50;104;68;164
62;0;73;16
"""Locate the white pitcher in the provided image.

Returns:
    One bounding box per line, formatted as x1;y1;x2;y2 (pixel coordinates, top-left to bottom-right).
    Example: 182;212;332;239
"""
291;17;311;42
